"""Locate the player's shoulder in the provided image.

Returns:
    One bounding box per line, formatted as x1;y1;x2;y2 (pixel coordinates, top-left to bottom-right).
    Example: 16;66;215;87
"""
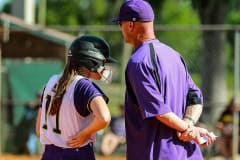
49;74;60;80
74;78;99;94
75;77;92;87
47;74;61;84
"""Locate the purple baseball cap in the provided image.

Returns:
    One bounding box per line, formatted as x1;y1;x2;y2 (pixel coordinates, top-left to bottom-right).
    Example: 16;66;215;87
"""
112;0;154;22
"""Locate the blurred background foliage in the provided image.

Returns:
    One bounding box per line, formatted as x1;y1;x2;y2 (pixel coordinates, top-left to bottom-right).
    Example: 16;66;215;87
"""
1;0;239;72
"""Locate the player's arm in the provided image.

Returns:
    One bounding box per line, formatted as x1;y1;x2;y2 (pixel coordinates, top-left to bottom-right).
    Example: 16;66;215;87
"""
35;87;45;137
67;96;111;148
85;96;111;134
35;107;41;137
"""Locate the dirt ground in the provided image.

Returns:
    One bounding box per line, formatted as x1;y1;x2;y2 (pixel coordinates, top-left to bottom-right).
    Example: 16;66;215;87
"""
1;154;240;160
0;155;125;160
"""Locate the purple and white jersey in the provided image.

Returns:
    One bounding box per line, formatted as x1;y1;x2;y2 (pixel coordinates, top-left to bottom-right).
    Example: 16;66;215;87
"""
40;74;107;148
125;39;203;160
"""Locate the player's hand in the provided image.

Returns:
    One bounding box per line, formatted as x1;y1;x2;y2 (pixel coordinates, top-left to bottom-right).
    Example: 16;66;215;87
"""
66;131;91;148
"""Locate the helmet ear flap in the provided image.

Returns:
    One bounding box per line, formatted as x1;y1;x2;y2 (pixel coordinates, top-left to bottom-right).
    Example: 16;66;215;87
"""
89;63;101;72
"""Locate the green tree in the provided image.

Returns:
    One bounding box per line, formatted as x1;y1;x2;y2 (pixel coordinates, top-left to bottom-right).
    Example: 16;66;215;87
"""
155;0;201;74
191;0;240;125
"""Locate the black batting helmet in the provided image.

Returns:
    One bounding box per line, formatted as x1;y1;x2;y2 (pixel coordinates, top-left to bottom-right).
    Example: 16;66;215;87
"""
78;35;117;63
68;36;109;72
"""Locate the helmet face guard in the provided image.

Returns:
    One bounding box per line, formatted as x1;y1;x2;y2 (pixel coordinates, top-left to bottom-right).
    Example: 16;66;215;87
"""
97;66;113;84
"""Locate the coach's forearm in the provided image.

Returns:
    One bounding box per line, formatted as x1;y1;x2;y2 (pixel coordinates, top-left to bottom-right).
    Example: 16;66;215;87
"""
156;112;189;132
183;104;203;125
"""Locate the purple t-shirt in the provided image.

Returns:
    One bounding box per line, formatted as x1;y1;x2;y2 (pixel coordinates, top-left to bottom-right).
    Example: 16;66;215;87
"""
74;78;108;117
125;39;203;160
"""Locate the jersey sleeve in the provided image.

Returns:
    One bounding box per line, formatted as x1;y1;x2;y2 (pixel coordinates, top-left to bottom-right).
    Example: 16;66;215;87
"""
73;78;109;117
186;83;203;106
186;69;203;106
127;60;171;119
